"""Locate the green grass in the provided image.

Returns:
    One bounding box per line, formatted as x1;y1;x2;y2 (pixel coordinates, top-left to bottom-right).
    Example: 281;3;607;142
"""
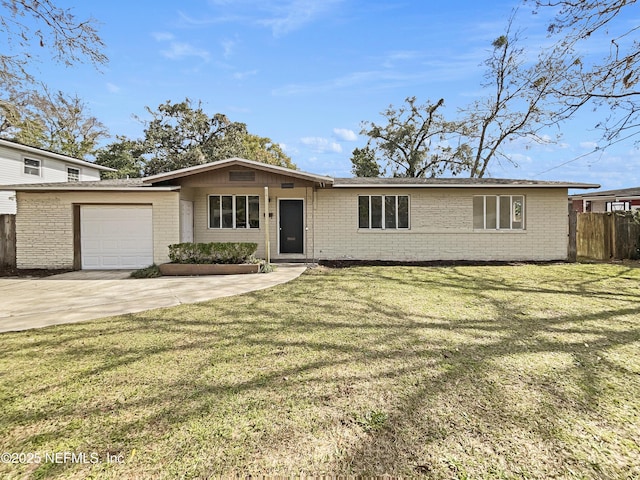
1;263;639;479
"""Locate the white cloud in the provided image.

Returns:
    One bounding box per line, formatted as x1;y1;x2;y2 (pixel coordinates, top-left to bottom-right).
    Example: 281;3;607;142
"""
300;137;342;153
106;82;121;93
257;0;344;37
153;31;210;62
161;42;210;62
333;128;357;141
179;1;344;37
221;39;235;58
580;141;599;150
233;70;258;80
152;32;175;41
381;50;422;68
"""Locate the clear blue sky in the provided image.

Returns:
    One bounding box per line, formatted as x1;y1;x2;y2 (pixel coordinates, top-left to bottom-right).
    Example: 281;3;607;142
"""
30;1;640;190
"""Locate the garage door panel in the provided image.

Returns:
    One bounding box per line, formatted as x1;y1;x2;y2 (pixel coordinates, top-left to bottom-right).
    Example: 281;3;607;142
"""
81;206;153;269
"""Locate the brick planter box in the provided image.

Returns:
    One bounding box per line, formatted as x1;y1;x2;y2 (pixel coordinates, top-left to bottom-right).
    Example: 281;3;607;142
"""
159;263;260;276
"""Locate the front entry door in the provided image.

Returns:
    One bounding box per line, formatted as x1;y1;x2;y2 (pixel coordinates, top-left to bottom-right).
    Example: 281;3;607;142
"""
279;199;304;254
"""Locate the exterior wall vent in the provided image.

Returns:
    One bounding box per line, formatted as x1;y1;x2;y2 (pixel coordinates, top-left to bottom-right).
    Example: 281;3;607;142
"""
229;171;255;182
281;182;294;189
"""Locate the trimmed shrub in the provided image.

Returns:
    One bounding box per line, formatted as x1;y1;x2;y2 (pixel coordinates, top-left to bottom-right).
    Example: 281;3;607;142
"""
168;242;258;264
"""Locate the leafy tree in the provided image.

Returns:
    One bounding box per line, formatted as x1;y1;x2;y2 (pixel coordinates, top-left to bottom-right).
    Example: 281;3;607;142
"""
12;88;108;158
97;99;295;177
361;97;457;177
529;0;640;141
94;137;145;179
0;1;106;140
350;146;381;177
140;99;249;176
454;18;558;177
242;133;296;169
0;0;106;85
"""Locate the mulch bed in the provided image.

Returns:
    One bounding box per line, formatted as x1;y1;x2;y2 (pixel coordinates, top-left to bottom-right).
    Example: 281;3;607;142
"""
0;268;73;278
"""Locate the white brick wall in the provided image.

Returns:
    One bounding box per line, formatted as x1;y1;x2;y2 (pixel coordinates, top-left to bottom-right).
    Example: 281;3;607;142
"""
314;187;569;261
16;191;179;269
15;185;570;268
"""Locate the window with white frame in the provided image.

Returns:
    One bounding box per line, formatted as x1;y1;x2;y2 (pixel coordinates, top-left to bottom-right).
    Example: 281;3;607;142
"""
606;201;631;212
208;195;260;229
473;195;525;230
67;167;80;182
24;158;41;176
358;195;409;229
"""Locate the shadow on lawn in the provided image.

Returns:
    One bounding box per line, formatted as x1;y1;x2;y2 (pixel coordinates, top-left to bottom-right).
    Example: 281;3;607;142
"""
1;265;639;478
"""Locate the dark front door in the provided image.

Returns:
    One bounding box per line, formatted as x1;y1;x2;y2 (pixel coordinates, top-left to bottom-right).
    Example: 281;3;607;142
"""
279;199;304;254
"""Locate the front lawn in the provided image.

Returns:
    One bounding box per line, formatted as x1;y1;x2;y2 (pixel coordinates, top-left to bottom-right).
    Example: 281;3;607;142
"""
1;264;639;478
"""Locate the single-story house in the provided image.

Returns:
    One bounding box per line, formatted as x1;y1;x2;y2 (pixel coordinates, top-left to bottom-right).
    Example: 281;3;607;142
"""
2;158;598;269
0;138;115;214
570;186;640;213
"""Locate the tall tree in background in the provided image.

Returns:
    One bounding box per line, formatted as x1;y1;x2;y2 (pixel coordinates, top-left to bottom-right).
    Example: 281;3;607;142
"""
529;0;639;142
0;0;107;146
454;18;559;177
350;146;380;177
13;88;108;158
94;137;146;179
361;97;459;177
98;99;296;177
140;99;248;176
243;133;296;169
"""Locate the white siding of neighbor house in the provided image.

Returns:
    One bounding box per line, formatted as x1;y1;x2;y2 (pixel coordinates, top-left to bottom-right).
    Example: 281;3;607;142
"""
314;187;569;261
0;145;103;214
15;190;179;269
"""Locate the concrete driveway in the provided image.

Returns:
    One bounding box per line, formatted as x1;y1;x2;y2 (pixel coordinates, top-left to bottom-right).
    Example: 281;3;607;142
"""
0;265;307;333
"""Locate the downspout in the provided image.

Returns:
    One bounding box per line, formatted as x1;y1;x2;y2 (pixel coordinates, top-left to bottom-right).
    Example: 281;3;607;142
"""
313;186;317;263
264;186;270;263
305;186;309;265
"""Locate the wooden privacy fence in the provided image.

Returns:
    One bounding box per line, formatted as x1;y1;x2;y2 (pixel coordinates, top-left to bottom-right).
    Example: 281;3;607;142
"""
0;214;16;270
575;212;640;261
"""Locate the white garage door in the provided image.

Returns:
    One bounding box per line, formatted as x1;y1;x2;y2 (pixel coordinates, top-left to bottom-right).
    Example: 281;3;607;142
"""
81;205;153;269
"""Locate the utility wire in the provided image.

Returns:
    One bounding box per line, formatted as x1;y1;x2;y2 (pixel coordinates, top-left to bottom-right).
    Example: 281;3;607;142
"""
533;131;638;177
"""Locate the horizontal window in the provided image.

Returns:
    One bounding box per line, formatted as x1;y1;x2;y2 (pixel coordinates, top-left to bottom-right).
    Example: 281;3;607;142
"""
359;195;409;229
209;195;260;229
473;195;525;230
24;158;40;176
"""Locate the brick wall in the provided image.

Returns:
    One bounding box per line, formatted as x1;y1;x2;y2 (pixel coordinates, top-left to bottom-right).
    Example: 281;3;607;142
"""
16;191;179;269
314;187;568;261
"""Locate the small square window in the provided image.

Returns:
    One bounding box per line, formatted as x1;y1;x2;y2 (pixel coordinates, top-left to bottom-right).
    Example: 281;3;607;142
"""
24;158;41;176
67;167;80;182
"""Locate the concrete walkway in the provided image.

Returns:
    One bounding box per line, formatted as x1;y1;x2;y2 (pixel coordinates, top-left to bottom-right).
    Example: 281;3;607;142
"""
0;265;307;333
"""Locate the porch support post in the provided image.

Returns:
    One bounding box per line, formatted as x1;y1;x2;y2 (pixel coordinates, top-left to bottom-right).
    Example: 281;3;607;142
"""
264;186;270;263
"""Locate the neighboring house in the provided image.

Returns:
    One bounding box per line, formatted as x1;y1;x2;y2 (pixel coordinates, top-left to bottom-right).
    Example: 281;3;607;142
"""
570;186;640;213
0;138;115;214
1;158;598;270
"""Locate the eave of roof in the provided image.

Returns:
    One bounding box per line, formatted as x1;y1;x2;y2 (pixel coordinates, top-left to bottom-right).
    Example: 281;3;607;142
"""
4;186;180;192
332;178;600;189
0;178;179;192
570;186;640;198
0;139;116;171
142;157;334;185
